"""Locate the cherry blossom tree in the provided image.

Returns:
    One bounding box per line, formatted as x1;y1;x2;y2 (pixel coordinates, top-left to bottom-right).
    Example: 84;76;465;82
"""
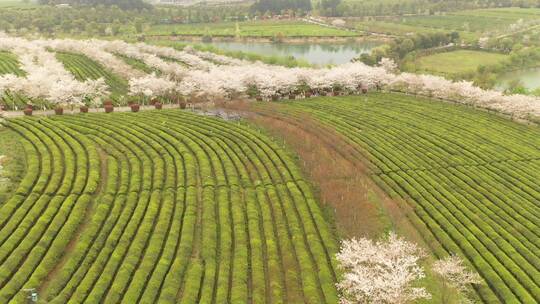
379;58;398;74
433;255;483;304
129;73;176;103
336;232;431;304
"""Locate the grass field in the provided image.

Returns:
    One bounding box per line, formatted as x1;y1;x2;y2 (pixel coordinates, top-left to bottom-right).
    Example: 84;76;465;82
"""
147;20;358;37
0;0;37;8
413;50;508;76
253;93;540;303
0;110;338;303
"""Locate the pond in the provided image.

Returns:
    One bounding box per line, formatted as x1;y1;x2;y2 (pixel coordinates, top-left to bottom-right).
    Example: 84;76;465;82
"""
195;40;383;66
496;67;540;91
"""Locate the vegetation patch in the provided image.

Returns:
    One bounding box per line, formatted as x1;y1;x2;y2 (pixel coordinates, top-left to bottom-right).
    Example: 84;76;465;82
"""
413;50;508;77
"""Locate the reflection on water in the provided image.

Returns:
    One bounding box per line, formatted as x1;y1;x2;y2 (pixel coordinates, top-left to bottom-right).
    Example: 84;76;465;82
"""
497;67;540;91
198;40;382;66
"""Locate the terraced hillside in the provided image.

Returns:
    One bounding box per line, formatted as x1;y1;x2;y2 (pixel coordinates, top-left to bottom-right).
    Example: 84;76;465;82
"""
250;93;540;303
0;110;338;303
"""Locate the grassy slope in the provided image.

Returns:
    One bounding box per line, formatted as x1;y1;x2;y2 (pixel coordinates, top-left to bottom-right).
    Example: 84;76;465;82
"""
414;50;508;76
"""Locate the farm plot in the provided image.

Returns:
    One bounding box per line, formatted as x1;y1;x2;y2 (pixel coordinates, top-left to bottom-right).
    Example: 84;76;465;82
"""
262;93;540;303
0;51;23;76
55;52;129;100
0;110;338;304
0;51;28;110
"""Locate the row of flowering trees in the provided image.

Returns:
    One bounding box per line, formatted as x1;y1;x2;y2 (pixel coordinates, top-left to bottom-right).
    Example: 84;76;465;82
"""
337;232;483;304
0;33;538;119
0;34;109;109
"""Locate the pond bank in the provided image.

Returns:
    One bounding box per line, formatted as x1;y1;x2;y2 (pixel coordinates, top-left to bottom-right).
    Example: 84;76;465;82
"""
151;37;385;66
145;34;390;44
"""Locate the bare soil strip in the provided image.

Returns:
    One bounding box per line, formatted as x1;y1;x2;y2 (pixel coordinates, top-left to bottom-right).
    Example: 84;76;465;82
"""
221;100;437;248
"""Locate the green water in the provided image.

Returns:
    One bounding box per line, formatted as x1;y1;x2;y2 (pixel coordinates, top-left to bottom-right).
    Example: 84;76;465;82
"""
197;40;383;66
497;67;540;91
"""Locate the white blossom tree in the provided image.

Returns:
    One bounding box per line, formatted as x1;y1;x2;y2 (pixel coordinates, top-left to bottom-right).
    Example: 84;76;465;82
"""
336;232;431;304
432;255;483;304
129;73;175;103
379;58;398;74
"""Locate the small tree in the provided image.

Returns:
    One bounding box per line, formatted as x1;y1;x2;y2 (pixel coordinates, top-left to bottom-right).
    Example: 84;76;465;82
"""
336;232;431;304
432;255;482;304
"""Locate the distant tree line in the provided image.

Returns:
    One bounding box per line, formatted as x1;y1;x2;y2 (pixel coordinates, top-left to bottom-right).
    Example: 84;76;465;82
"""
251;0;312;14
359;31;460;65
38;0;151;10
0;4;249;36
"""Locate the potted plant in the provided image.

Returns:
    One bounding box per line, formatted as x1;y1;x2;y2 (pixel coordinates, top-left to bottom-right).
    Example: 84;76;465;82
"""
104;104;114;113
130;103;140;112
23;107;32;116
103;100;113;106
154;102;163;110
54;106;64;115
80;105;89;113
179;101;187;109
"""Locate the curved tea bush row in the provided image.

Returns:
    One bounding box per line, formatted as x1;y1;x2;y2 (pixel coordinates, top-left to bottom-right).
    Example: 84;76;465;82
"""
0;117;100;303
271;92;540;304
55;51;129;100
0;51;24;76
114;53;159;75
0;109;338;303
0;52;28;110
